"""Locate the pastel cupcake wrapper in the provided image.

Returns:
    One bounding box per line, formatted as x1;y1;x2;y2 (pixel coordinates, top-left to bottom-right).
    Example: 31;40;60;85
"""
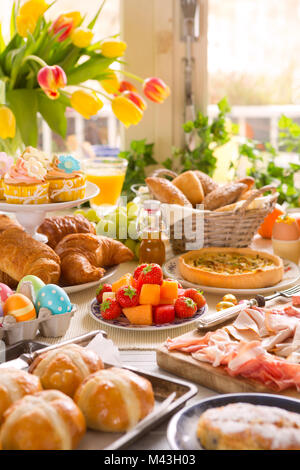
49;175;86;202
0;180;4;200
3;182;50;205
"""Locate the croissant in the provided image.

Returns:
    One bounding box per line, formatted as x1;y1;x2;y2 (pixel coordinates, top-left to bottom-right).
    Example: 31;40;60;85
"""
55;234;134;286
38;215;96;249
0;214;23;233
0;227;61;284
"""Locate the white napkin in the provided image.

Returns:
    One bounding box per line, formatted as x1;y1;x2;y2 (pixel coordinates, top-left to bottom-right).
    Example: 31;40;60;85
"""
86;333;122;366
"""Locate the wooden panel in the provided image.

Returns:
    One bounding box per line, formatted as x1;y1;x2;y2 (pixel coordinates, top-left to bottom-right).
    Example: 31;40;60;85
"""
156;329;300;399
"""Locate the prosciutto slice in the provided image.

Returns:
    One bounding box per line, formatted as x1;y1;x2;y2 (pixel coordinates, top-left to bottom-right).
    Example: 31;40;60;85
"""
166;304;300;391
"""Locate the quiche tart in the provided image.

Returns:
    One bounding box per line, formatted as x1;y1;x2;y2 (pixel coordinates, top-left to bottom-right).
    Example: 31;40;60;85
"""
179;247;284;289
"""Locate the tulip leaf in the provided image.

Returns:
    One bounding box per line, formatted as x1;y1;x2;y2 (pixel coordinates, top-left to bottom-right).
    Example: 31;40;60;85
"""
6;89;38;146
0;80;5;104
37;93;67;138
88;0;106;30
10;2;17;39
0;25;5;54
67;56;114;85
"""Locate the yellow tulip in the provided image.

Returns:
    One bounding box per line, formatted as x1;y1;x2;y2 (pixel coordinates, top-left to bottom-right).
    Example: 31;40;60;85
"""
71;28;94;48
0;107;16;139
111;95;143;128
70;90;103;119
16;14;37;37
100;39;127;58
19;0;49;21
100;71;120;95
63;12;82;28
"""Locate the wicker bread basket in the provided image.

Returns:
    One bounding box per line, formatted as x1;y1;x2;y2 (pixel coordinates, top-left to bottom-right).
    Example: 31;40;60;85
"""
150;169;278;254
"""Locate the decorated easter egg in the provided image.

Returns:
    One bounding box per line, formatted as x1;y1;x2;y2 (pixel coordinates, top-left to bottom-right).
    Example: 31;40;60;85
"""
3;294;36;323
272;215;300;241
36;284;72;315
17;275;45;299
0;283;13;305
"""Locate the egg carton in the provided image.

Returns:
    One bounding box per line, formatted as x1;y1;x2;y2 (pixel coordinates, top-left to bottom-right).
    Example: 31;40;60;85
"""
0;305;77;345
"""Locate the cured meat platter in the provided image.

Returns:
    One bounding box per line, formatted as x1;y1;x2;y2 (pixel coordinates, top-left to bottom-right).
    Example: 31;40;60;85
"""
156;300;300;399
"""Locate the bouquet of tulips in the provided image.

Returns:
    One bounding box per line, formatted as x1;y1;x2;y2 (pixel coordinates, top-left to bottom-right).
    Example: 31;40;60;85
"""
0;0;170;154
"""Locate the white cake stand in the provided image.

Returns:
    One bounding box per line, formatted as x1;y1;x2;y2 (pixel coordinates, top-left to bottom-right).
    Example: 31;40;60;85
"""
0;181;99;242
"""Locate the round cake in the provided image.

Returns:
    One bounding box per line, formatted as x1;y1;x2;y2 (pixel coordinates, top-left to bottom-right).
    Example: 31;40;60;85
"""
179;247;284;289
197;402;300;450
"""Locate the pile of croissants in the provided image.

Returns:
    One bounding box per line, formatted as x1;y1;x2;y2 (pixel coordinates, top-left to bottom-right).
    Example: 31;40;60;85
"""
0;214;134;288
0;344;155;450
146;170;256;211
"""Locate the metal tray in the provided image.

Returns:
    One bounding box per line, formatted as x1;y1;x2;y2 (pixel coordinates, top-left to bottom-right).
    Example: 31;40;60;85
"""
0;336;198;450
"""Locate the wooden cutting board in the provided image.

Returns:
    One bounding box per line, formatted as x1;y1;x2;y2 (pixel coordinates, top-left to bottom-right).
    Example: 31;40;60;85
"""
156;328;300;399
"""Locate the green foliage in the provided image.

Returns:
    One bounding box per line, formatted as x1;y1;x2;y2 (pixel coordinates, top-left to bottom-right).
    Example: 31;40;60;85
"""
163;97;234;176
119;139;157;201
239;116;300;207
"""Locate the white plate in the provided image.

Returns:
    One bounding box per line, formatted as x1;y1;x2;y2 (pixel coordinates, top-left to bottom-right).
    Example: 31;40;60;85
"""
63;266;118;294
89;299;208;331
163;254;300;295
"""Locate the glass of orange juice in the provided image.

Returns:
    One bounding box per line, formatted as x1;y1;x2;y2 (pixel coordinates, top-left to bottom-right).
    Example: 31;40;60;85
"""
84;157;128;209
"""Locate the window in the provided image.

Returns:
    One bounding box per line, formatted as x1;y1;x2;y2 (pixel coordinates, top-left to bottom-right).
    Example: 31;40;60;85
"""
0;0;121;157
208;0;300;147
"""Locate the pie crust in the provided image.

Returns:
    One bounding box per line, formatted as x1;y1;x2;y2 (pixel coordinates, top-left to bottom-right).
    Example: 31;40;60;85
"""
179;247;284;289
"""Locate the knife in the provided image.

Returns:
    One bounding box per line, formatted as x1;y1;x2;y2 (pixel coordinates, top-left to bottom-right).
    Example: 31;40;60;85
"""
0;330;106;369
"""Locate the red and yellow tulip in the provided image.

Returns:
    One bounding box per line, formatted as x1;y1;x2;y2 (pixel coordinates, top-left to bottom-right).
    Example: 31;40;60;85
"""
111;95;143;128
50;12;82;42
100;39;127;58
37;65;67;100
119;81;137;93
143;77;170;103
123;91;147;111
71;28;94;48
0;107;16;139
70;90;103;119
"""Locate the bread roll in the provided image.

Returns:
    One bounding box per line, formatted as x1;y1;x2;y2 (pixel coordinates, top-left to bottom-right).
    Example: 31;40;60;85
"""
146;177;192;206
203;183;247;211
172;171;204;206
29;344;103;397
74;367;155;432
0;390;86;450
0;368;42;423
236;176;255;192
193;171;218;195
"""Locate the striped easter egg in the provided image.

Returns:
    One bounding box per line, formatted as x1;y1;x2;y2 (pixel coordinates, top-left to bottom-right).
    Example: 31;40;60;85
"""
3;294;36;323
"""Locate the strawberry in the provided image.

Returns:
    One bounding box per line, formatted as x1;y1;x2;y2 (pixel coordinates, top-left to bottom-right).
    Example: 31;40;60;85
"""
116;285;139;308
153;305;175;324
100;299;122;320
174;296;197;318
96;283;112;304
133;264;149;280
165;278;183;289
184;288;206;309
137;264;163;291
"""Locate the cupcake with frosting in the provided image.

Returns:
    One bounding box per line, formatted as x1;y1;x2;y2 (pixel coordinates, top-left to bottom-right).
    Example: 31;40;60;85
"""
21;146;52;171
47;155;86;202
0;153;14;200
3;157;49;204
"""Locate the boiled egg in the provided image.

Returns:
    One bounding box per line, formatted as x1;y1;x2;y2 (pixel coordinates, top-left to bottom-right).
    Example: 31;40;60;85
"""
272;215;300;241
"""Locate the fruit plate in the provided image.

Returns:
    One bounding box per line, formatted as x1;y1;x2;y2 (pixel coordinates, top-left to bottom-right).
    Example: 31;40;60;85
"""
167;393;300;450
63;266;118;294
89;299;208;331
163;255;300;295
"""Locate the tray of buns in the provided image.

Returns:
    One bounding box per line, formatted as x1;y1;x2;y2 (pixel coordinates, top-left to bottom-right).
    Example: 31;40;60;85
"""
0;331;197;450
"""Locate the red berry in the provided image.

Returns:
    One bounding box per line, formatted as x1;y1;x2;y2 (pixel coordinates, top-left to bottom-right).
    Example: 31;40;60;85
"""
137;264;163;291
184;288;206;309
100;299;122;320
174;296;197;318
153;305;175;324
116;285;139;308
133;264;149;280
96;283;112;304
165;278;183;289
